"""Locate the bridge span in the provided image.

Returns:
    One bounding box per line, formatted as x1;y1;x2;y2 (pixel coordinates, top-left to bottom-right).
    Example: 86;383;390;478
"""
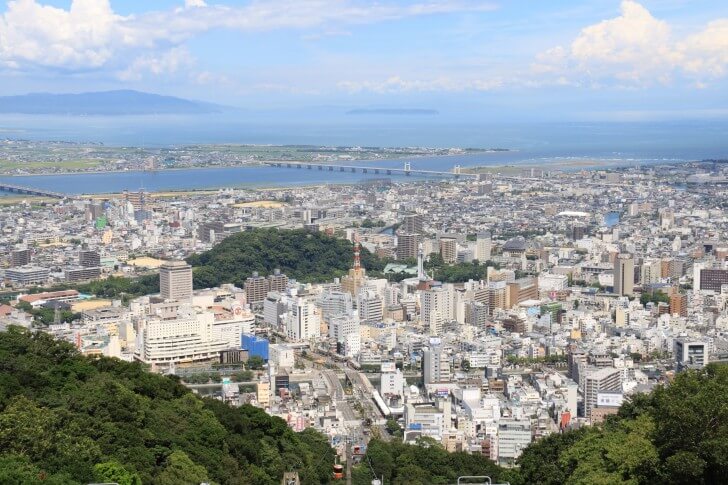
0;183;68;199
263;161;478;179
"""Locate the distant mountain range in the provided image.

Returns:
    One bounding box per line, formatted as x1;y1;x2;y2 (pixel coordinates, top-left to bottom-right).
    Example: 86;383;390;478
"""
0;90;227;115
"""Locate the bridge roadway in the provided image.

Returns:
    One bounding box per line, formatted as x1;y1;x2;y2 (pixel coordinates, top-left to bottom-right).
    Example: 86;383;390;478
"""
0;182;67;199
263;161;478;179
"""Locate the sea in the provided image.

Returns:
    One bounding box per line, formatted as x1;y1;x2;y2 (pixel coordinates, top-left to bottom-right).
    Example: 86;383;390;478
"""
0;114;726;195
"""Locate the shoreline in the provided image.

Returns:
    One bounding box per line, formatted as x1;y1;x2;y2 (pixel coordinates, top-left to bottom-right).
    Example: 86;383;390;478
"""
0;148;508;178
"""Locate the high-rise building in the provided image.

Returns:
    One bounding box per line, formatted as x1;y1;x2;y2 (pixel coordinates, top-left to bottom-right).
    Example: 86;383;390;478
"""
423;338;451;384
318;290;353;322
396;233;420;261
79;250;101;268
358;290;383;324
569;223;588;241
421;285;454;335
669;293;688;317
267;269;288;293
245;272;270;304
584;367;622;419
640;258;662;285
674;338;708;372
475;232;491;262
137;309;228;366
487;281;507;315
403;214;424;235
613;253;634;296
159;260;193;301
10;248;30;267
440;237;457;264
285;298;320;341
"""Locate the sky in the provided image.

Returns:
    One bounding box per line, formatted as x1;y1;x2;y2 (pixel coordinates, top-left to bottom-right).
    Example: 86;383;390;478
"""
0;0;726;121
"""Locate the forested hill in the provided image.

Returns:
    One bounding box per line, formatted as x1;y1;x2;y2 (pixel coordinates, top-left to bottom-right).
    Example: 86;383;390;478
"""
186;228;386;289
0;327;333;484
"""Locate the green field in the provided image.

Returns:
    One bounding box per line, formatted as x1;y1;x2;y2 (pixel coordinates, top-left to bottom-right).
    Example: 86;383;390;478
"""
0;158;102;171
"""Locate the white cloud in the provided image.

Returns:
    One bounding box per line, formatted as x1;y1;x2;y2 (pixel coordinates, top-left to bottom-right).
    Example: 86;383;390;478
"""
0;0;496;74
533;1;728;86
118;47;194;81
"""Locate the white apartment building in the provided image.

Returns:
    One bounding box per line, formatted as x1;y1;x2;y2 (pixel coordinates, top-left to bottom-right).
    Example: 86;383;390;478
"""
285;298;321;341
421;285;454;335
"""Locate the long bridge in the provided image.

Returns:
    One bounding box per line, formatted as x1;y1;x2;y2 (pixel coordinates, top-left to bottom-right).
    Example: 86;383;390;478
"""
0;183;68;199
263;161;478;179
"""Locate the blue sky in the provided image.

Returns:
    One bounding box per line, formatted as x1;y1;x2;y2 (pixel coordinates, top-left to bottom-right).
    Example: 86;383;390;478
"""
0;0;726;120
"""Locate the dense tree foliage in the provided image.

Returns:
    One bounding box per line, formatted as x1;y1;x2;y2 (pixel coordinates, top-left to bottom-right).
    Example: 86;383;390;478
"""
0;327;334;484
517;363;728;485
351;438;515;485
186;228;386;288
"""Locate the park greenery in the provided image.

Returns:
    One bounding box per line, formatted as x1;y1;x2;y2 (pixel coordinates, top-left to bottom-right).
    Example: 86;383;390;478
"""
0;327;334;484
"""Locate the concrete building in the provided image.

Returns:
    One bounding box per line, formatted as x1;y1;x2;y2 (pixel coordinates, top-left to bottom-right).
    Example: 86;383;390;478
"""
614;253;634;296
159;260;193;301
285;298;320;341
421;285;454;335
245;272;270;304
699;269;728;292
79;250;101;268
476;232;492;262
674;338;708;372
403;213;424;235
440;237;457;264
4;266;49;285
396;233;420;261
584;367;622;419
423;338;451;384
10;248;30;267
497;419;532;464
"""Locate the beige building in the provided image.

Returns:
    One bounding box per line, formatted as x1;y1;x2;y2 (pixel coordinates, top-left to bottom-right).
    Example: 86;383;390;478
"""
159;260;193;301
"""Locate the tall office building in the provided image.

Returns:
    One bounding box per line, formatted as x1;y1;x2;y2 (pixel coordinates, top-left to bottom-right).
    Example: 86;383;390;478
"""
396;233;420;261
476;232;491;262
403;214;424;235
613;253;634;296
159;260;193;301
10;248;30;267
79;250;101;268
440;237;457;264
